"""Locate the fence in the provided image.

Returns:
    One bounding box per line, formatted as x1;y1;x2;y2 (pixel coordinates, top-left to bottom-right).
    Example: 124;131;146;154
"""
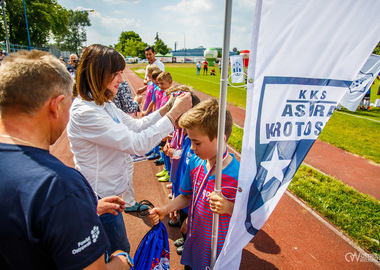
0;42;49;53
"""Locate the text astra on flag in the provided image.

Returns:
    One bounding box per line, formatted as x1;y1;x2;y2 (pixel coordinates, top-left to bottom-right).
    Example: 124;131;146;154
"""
213;0;380;269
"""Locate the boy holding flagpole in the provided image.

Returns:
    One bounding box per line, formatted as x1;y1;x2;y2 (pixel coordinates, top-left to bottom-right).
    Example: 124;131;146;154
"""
149;99;240;270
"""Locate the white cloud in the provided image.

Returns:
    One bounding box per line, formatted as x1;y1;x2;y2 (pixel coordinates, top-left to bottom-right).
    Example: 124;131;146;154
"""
57;0;255;51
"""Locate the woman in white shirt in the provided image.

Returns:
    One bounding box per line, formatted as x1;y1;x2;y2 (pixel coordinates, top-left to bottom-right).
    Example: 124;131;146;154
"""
67;44;191;255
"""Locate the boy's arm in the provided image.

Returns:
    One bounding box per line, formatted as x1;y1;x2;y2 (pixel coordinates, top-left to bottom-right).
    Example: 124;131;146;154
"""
149;194;191;225
136;85;147;94
141;101;154;116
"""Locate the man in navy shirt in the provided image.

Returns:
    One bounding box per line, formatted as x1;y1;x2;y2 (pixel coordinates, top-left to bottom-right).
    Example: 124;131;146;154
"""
0;50;131;269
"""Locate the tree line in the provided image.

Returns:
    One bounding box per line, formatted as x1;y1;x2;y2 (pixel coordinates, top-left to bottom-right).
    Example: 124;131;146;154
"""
0;0;90;55
112;31;170;59
0;0;170;58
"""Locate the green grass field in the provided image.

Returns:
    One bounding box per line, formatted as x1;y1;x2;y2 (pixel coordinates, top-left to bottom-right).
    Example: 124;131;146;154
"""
319;108;380;164
289;165;380;255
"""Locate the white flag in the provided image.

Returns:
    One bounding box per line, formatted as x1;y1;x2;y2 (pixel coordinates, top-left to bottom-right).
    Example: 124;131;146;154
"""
339;54;380;111
214;0;380;269
230;55;244;83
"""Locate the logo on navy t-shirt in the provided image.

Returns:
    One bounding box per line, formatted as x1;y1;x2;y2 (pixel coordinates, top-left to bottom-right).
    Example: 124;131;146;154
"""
72;226;99;254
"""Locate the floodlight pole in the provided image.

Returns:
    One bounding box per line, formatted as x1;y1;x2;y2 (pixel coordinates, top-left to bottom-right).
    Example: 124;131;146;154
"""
210;0;233;269
22;0;31;50
1;0;10;53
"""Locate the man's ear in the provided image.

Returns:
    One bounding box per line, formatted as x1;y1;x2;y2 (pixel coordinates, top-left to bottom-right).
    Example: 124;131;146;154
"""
49;95;65;119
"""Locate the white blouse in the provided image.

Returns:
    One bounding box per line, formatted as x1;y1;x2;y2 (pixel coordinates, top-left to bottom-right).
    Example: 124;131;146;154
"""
67;98;174;198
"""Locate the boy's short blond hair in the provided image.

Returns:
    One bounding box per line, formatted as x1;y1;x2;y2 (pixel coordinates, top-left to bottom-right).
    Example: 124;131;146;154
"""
179;98;233;141
165;84;193;97
166;85;200;111
157;72;172;83
147;64;159;74
0;50;73;114
151;69;162;80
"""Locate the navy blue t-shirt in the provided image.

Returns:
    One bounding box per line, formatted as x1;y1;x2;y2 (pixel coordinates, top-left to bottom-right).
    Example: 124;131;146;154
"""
0;143;110;269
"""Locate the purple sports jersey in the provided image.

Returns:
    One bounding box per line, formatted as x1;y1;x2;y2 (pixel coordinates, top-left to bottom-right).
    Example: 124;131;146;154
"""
152;87;165;110
180;154;239;270
159;94;169;109
143;81;154;111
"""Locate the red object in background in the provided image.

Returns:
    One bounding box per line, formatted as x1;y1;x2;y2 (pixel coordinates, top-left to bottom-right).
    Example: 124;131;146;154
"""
240;50;250;67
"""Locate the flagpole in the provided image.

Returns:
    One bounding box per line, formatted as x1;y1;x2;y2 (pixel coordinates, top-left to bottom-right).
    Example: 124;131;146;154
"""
210;0;232;268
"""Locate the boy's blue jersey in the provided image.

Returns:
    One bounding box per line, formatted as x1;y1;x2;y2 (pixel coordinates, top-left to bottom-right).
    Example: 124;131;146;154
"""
173;135;193;198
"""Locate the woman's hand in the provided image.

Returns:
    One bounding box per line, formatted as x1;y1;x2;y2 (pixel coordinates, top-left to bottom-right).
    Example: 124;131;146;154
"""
167;92;192;121
208;191;234;216
97;196;126;216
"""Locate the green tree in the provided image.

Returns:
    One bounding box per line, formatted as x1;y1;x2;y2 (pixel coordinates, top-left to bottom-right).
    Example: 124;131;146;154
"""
153;32;169;55
54;10;91;54
1;0;68;47
114;31;147;59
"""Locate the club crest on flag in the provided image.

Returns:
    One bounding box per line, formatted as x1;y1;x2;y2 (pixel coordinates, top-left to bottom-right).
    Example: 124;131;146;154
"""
245;76;350;235
230;55;244;83
348;71;373;93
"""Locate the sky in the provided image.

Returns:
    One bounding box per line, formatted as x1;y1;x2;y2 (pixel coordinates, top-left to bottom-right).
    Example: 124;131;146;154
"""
56;0;256;51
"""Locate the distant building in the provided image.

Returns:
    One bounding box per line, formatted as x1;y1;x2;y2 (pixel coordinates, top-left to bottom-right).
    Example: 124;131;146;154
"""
170;46;237;63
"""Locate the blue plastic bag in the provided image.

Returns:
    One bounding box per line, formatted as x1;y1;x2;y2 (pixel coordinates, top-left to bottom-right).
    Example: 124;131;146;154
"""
132;221;170;270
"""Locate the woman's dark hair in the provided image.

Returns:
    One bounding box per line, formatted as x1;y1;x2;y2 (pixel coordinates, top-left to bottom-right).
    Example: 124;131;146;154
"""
74;44;125;105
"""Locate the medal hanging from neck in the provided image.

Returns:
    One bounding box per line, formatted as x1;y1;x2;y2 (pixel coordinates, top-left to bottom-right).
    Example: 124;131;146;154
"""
188;149;228;237
172;128;184;159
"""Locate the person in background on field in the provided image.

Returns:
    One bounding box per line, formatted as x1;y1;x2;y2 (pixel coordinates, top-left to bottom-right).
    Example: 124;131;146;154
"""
0;49;132;269
359;88;371;110
67;44;192;255
202;59;208;75
149;99;240;270
144;46;165;85
196;61;201;75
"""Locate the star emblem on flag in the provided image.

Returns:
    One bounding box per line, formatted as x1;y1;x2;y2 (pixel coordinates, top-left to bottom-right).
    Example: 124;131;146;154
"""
260;144;291;186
